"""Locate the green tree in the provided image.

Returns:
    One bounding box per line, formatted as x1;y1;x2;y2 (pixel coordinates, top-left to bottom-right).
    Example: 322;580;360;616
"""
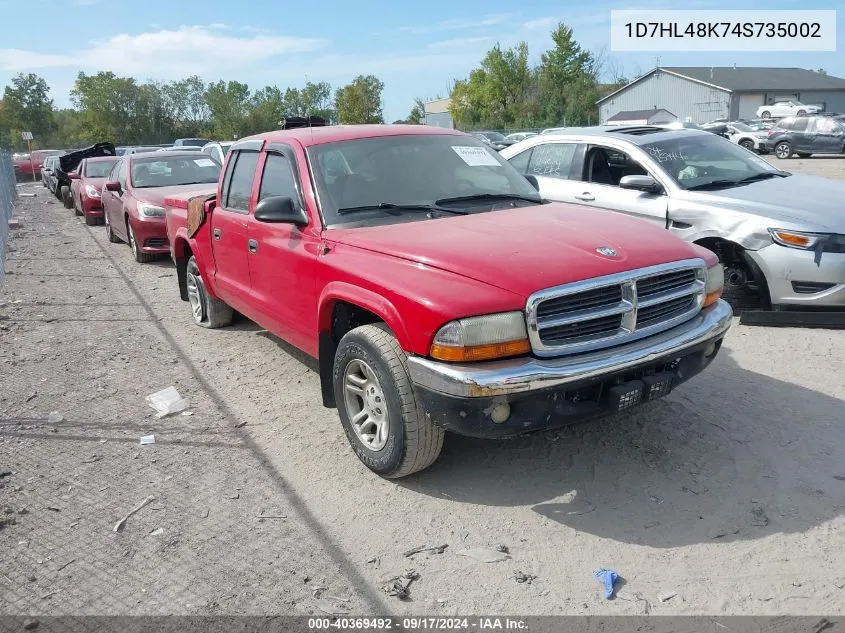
335;75;384;124
70;71;140;144
249;86;284;133
407;97;426;124
204;80;252;139
162;75;210;137
536;24;597;125
3;73;54;149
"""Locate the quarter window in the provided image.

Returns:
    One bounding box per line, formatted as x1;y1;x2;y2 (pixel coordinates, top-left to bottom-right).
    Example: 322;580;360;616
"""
224;151;260;212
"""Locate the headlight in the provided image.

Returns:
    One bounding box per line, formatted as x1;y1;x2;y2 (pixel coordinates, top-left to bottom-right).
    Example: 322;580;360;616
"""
768;229;845;253
430;311;530;362
84;184;100;198
703;263;724;308
138;203;166;218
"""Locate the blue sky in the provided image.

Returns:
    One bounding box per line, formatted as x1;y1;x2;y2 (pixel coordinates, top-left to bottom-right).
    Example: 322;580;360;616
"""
0;0;843;124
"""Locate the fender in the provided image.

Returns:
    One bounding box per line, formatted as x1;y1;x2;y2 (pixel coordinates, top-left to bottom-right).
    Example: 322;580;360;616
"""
318;281;411;350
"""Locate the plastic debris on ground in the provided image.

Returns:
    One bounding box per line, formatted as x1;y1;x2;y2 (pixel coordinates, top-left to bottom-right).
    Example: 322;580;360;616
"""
593;568;621;599
145;387;190;418
381;570;420;600
457;548;511;563
139;435;155;445
47;411;63;424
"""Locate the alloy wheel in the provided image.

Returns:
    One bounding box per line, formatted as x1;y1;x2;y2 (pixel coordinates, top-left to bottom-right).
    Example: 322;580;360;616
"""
342;359;389;452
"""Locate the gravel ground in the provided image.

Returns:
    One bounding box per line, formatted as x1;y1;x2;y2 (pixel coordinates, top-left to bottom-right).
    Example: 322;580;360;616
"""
2;159;845;617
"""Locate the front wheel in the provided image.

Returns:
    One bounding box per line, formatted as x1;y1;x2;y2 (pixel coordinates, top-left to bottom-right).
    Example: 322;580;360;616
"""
739;139;754;151
333;324;444;478
61;186;73;209
796;110;806;116
761;110;771;119
104;211;121;243
775;141;792;159
186;256;233;328
127;222;155;263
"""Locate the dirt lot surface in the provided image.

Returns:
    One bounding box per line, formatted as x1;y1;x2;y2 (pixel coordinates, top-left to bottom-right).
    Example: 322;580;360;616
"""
2;158;845;617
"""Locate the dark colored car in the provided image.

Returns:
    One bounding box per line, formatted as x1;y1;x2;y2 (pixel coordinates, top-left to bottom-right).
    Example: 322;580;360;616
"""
101;151;221;263
470;131;515;151
764;115;845;159
55;143;117;208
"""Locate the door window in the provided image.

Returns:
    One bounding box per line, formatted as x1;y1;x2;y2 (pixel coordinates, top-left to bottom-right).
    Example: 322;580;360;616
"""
224;151;260;213
258;152;300;204
526;143;577;179
584;145;649;186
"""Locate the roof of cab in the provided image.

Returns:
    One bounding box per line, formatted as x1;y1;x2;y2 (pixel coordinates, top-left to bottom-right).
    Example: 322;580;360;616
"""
237;124;467;148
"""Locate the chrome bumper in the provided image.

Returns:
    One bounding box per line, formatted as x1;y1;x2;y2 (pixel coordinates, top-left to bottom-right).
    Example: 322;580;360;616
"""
407;299;733;398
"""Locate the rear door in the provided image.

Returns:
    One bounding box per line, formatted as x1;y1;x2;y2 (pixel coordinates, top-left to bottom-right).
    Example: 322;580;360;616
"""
807;117;844;153
210;148;260;305
571;144;669;228
246;145;320;355
506;141;585;203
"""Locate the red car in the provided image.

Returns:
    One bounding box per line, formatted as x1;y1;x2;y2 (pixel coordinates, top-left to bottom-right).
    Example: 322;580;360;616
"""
14;149;62;182
68;156;120;225
101;151;221;262
163;123;732;477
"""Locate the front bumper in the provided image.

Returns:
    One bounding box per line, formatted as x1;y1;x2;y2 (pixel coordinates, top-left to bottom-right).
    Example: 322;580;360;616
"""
131;216;170;254
81;195;104;216
747;243;845;308
407;300;733;438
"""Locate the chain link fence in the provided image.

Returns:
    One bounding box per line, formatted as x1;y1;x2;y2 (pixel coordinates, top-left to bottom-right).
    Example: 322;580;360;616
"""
0;148;18;285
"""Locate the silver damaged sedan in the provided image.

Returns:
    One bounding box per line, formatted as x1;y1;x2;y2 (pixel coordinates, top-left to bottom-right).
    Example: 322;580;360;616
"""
500;127;845;310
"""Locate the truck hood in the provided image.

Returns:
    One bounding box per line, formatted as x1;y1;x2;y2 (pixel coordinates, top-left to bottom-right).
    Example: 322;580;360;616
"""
136;184;218;207
679;173;845;232
327;203;703;299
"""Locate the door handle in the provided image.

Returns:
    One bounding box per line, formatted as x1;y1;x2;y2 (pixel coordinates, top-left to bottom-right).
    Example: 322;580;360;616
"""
213;228;221;240
575;192;595;201
248;239;258;253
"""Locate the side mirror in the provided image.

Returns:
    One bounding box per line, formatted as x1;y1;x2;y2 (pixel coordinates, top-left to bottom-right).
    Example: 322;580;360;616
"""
105;181;121;192
253;196;308;226
68;172;80;180
525;174;540;190
619;174;662;194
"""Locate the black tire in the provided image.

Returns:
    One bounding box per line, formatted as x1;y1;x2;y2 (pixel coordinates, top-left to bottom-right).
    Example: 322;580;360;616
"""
61;186;73;209
104;212;121;243
54;185;62;200
127;221;155;263
333;324;444;478
84;213;98;226
73;195;82;216
761;110;771;119
186;256;233;329
774;141;792;159
739;139;754;151
796;110;806;116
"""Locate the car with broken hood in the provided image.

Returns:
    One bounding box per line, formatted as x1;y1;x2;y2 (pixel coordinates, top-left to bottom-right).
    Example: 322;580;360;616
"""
162;122;732;477
500;125;845;311
68;155;121;225
55;142;117;209
101;151;221;262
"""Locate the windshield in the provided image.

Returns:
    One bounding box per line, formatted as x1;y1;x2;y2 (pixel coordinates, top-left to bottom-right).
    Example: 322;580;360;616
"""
308;134;542;226
130;155;221;188
641;133;782;190
85;159;118;178
483;132;506;142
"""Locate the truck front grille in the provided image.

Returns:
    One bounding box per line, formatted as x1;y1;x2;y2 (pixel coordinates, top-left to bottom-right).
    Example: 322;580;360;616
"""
526;259;707;357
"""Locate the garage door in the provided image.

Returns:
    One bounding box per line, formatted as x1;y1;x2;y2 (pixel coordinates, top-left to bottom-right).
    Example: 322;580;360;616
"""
738;94;764;119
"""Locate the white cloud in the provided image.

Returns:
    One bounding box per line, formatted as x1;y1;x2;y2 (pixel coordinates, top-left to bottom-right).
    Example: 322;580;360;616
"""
0;25;327;76
399;13;517;35
427;36;496;50
522;17;561;31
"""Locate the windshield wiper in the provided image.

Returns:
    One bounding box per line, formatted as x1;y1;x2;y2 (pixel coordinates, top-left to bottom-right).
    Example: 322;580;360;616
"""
435;193;543;206
736;171;790;183
336;202;467;217
684;179;744;191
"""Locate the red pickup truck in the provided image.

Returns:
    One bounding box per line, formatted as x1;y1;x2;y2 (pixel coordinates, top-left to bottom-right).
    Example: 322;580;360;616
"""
164;124;732;478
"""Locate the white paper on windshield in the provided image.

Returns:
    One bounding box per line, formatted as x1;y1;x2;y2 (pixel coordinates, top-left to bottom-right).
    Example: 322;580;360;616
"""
193;158;216;167
451;145;501;166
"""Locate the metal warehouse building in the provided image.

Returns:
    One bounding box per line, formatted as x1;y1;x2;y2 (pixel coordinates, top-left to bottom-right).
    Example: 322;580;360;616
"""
598;67;845;124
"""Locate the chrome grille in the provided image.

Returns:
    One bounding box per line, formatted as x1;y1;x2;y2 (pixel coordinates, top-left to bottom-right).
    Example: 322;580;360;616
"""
526;259;707;357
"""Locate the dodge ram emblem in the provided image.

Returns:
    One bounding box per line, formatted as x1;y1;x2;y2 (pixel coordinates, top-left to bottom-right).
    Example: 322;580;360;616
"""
595;246;618;257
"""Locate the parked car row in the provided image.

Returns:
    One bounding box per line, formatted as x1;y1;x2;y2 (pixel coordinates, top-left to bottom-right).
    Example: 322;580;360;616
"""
59;118;734;478
498;125;845;313
763;114;845;159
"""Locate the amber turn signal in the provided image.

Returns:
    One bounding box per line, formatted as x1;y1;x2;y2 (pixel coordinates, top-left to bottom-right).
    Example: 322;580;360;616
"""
703;288;723;308
430;338;531;363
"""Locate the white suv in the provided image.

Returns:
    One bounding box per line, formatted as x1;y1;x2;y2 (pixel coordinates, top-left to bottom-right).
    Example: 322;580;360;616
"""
756;101;822;119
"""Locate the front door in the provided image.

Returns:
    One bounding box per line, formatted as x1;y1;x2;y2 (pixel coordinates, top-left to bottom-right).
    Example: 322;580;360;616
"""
571;144;669;228
102;158;129;240
246;147;319;356
209;149;259;306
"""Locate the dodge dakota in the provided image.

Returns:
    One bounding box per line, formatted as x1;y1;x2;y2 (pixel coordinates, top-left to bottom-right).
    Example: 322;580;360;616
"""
164;123;732;478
